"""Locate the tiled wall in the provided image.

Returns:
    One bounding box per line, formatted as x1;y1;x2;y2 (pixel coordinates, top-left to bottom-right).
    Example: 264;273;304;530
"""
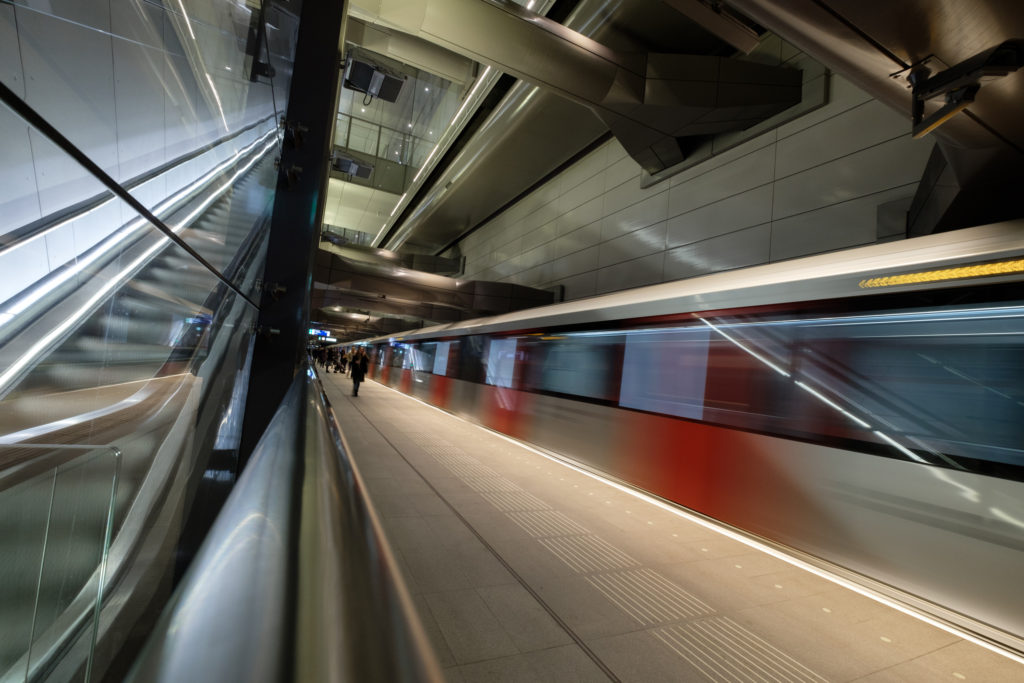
453;52;934;301
0;0;285;236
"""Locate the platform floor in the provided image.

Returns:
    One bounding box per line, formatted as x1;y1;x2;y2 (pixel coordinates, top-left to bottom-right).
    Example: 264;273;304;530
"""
320;372;1023;682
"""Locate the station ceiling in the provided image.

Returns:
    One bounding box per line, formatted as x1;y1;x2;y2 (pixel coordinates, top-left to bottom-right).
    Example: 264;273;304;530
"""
315;0;1024;339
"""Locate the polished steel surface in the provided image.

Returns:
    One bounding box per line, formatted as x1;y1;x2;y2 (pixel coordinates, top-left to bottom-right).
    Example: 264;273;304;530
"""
129;371;443;682
298;374;443;682
126;377;303;683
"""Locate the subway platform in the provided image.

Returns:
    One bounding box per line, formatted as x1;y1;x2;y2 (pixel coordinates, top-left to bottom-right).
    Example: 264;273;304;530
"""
318;371;1023;682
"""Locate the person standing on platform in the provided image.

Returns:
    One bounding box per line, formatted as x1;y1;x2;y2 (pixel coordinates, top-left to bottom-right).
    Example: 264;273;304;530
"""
351;348;369;396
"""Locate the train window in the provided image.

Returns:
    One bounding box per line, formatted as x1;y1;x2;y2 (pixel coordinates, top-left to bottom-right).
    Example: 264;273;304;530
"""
619;327;709;419
432;341;451;375
484;337;518;388
389;343;406;368
410;342;435;372
785;303;1024;467
523;332;623;402
454;335;486;383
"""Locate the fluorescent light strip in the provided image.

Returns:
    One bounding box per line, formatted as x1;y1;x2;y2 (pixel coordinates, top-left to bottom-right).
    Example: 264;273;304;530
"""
697;316;790;377
368;378;1024;667
0;135;277;395
377;66;494;245
874;429;928;463
794;380;872;429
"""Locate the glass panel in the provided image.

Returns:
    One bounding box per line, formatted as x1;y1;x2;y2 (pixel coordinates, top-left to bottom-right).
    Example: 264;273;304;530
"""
1;0;291;302
347;118;378;157
0;444;119;681
0;143;263;676
620;328;708;418
378;127;410;166
334;114;351;147
485;338;518;388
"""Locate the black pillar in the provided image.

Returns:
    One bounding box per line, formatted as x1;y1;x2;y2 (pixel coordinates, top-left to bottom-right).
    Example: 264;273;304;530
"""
239;0;347;464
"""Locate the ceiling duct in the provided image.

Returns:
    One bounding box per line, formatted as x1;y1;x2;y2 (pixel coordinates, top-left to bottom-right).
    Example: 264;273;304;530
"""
314;245;554;326
351;0;801;174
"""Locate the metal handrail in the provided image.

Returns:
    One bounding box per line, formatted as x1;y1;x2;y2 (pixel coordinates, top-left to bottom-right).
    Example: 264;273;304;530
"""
127;369;442;682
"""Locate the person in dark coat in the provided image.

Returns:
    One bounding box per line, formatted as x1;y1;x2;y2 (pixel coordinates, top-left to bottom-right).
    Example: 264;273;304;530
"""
351;348;369;396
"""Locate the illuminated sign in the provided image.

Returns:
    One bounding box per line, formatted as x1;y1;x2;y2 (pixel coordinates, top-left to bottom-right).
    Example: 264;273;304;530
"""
859;257;1024;289
308;328;330;337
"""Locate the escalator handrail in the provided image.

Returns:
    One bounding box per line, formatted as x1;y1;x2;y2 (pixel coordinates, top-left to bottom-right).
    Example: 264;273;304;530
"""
0;113;277;257
127;368;442;682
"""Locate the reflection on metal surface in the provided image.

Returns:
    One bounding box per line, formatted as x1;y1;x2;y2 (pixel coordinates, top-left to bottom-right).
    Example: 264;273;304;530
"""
129;371;443;682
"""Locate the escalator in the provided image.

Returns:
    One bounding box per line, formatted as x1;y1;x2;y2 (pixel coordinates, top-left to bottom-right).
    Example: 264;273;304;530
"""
0;131;278;682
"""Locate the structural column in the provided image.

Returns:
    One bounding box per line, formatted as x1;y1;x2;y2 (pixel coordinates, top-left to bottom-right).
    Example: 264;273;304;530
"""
240;0;347;464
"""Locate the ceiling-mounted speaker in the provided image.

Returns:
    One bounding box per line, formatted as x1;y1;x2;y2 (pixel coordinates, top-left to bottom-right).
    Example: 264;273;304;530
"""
344;59;406;103
332;154;374;178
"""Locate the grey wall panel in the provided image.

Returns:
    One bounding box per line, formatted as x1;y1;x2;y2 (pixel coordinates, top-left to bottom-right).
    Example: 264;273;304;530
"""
598;220;668;268
113;39;169;181
560;153;607;196
601;173;647;216
776;74;873;139
600;190;669;241
458;49;932;302
521;219;558;253
558;271;597;300
595;251;665;295
769;184;916;261
663;223;772;281
555;172;605;216
666;183;773;249
549;245;599;280
667;144;775;218
0;236;48;302
12;0;111;32
604;154;641;192
18;9;119;210
772;135;934;219
520;198;560;235
0;5;42;234
774;99;907;179
552;220;601;260
557;196;603;236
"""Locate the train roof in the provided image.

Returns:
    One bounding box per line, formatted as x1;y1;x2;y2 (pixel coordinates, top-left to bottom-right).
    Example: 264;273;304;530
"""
361;221;1024;343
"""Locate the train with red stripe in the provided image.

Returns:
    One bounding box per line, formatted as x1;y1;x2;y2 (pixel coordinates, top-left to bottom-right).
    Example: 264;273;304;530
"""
361;222;1024;651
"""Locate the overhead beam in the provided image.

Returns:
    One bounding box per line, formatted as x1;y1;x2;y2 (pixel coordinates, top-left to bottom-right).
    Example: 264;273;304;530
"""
348;0;801;173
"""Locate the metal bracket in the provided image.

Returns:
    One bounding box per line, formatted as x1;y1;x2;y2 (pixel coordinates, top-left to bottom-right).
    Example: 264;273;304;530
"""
903;40;1024;138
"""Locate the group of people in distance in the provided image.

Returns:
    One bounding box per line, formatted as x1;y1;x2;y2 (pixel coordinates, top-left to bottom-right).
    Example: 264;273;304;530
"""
316;346;370;396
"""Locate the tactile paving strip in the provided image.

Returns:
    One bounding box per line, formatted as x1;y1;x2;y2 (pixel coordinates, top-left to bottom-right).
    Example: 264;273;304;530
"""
538;535;639;573
653;617;828;683
586;568;714;625
505;510;590;537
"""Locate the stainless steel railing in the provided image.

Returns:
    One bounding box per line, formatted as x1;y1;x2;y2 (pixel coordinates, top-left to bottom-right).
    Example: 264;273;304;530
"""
128;369;442;682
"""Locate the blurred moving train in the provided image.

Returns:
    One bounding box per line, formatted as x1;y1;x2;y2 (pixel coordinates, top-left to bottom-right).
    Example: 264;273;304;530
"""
361;221;1024;651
